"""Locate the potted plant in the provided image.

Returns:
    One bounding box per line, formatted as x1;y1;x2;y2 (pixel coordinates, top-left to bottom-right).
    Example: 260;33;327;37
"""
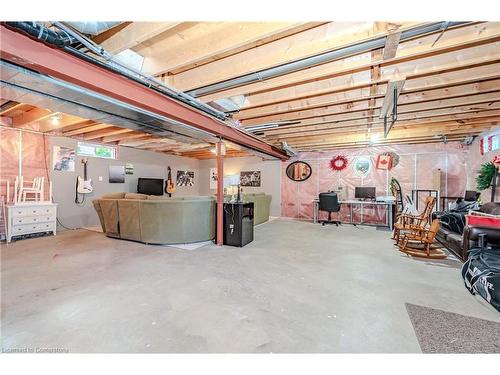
476;161;498;202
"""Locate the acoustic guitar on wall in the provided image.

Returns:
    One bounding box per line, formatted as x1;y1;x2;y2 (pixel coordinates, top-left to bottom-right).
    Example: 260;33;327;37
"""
165;166;176;197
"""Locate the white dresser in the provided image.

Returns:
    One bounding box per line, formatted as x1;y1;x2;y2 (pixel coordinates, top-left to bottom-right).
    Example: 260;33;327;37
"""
6;202;57;243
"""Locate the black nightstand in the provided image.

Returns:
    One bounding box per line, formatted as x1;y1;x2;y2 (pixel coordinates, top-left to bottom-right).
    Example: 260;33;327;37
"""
223;202;254;247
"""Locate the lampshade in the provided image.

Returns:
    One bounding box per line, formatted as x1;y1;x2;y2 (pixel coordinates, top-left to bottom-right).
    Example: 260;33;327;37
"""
226;185;238;196
223;174;240;187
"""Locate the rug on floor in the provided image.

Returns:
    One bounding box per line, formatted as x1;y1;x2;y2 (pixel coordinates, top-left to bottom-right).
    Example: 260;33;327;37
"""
405;303;500;353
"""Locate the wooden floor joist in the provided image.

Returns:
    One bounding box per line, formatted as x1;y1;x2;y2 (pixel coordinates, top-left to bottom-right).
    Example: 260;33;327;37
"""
2;21;500;154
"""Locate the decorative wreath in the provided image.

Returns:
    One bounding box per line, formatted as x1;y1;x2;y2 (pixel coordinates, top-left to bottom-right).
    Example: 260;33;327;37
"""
330;155;348;171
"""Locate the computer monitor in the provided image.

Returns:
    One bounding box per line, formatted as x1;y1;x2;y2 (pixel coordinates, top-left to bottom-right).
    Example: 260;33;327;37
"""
355;186;376;200
464;190;478;201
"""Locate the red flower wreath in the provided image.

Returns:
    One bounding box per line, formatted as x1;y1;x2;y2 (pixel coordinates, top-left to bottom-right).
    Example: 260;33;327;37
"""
330;155;348;171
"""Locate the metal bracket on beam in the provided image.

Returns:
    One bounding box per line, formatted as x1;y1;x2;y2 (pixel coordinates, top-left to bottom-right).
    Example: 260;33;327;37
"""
380;79;405;138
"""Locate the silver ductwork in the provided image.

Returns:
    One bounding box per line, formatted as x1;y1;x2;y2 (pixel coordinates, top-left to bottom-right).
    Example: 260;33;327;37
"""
66;22;122;36
186;21;470;98
50;22;229;121
0;60;219;144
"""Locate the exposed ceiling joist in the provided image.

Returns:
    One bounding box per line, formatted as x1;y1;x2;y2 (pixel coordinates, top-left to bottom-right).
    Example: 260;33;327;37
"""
12;108;55;127
100;22;182;54
137;22;324;76
199;22;498;104
63;124;111;136
83;127;134;140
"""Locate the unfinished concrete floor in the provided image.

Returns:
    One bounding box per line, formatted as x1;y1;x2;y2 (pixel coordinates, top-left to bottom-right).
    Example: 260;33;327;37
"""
1;219;499;353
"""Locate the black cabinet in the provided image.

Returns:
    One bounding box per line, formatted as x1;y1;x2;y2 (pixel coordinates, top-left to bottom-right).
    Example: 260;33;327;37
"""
223;202;254;247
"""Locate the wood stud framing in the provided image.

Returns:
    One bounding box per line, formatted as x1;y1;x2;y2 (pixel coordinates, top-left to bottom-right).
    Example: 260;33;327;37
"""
2;21;500;155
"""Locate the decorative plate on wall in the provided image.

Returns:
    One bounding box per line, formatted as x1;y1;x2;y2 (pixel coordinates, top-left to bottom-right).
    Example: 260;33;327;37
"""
353;157;372;177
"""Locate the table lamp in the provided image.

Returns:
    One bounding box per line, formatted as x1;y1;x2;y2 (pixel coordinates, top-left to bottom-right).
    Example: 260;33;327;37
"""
224;174;240;202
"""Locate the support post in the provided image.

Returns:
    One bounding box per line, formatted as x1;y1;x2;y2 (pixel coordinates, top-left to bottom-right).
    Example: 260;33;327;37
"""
216;141;224;246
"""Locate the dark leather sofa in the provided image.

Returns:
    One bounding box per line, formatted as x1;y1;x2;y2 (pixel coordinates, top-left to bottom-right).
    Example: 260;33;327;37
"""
433;202;500;261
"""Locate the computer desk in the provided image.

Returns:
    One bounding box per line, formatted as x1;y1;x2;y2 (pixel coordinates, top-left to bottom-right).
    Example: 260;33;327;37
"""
312;199;395;230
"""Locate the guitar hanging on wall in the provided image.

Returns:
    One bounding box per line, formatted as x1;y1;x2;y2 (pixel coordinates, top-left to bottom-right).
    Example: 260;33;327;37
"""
77;158;93;194
75;158;93;204
165;166;176;197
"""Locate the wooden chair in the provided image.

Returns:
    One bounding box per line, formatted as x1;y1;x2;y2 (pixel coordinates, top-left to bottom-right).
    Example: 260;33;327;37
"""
19;176;45;202
398;219;446;259
393;195;435;244
389;177;404;220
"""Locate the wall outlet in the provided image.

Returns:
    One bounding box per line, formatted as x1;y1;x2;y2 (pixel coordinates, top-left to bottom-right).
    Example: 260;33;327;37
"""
98;176;103;181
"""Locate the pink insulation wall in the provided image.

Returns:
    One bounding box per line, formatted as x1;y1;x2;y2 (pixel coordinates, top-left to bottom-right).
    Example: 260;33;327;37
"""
281;142;469;223
0;129;51;237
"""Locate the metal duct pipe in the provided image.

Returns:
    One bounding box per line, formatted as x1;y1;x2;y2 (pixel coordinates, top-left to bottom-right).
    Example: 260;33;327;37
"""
51;22;229;121
186;21;470;98
3;21;229;121
66;22;121;36
3;22;76;48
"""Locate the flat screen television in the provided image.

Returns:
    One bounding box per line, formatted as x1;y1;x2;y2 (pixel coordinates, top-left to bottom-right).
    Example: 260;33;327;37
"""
355;186;376;200
137;178;164;196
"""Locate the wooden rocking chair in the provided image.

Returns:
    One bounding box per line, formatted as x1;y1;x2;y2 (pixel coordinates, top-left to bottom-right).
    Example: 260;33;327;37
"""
398;219;446;259
393;195;435;244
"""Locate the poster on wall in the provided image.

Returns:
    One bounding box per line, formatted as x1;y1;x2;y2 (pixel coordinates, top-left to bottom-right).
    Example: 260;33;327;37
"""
52;146;75;172
177;171;194;186
109;165;125;183
125;163;134;175
240;171;261;187
209;168;218;189
353;157;372;177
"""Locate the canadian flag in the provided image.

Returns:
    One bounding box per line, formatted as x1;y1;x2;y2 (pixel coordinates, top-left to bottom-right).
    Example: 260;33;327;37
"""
376;154;393;170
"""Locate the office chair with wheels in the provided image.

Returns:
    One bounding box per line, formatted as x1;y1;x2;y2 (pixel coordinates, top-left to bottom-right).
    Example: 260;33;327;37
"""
318;192;341;226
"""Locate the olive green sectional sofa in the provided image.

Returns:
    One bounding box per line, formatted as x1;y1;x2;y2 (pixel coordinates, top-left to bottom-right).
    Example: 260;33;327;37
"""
242;193;272;225
93;193;215;244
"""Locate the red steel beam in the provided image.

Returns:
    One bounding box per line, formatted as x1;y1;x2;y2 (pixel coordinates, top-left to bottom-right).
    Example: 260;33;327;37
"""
0;25;288;160
216;141;224;246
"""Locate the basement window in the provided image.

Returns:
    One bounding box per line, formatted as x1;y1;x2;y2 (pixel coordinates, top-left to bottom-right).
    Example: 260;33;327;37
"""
77;142;117;159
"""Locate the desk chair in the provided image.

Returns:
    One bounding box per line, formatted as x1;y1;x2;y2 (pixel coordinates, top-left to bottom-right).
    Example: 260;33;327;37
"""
318;192;341;226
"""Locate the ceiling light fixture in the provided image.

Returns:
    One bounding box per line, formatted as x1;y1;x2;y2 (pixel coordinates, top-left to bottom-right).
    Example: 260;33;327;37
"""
210;143;226;156
50;113;63;124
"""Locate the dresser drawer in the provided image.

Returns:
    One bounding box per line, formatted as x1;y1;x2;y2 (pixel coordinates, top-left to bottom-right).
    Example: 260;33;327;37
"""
11;222;55;235
11;206;56;218
12;215;54;225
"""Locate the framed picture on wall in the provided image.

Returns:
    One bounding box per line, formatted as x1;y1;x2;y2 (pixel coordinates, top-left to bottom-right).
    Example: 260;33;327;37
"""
125;163;134;175
240;171;261;187
52;146;75;172
109;165;125;183
209;168;218;189
177;171;194;187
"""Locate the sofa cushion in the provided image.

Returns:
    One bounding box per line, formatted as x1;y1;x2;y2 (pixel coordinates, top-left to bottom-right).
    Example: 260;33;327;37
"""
480;202;500;215
183;196;215;200
100;192;126;199
117;200;142;240
437;212;466;234
446;232;463;248
99;199;120;237
124;193;149;200
147;195;171;200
